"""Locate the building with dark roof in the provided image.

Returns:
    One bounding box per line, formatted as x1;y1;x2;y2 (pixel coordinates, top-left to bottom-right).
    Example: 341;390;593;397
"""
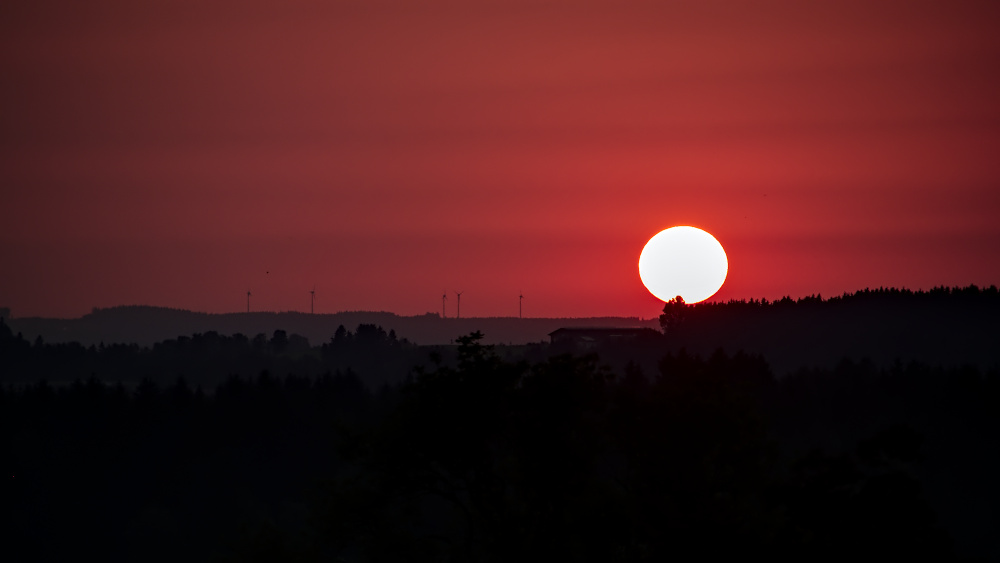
548;327;661;351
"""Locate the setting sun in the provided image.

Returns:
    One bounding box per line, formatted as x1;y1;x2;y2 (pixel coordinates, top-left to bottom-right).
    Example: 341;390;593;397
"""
638;226;728;303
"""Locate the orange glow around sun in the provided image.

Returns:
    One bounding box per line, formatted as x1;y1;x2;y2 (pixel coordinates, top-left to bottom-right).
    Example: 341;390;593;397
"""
638;226;729;303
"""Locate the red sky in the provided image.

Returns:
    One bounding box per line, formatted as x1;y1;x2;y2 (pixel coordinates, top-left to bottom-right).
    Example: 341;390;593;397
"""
3;0;999;319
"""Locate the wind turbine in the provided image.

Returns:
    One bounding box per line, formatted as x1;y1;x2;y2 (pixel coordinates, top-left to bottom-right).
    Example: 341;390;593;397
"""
455;290;463;319
246;289;252;313
310;285;316;314
519;290;523;319
442;292;448;318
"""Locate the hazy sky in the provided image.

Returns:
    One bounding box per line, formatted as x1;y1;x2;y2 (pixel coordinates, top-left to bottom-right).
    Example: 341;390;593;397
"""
3;0;999;318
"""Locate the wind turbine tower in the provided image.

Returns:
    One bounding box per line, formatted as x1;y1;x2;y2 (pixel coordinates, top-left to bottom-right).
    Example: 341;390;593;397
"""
519;291;523;319
455;291;463;319
246;290;252;313
310;286;316;314
442;292;447;318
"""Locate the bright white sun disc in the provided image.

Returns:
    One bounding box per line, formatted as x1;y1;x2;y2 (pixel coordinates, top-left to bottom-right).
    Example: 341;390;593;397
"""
638;226;728;303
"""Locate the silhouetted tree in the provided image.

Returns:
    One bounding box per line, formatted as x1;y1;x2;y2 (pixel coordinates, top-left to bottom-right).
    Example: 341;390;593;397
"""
659;295;686;333
270;329;288;354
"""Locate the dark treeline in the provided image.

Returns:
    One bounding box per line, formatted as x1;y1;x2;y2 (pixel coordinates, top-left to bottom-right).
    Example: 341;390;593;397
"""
2;328;999;561
0;320;421;389
6;284;999;372
709;283;998;306
657;284;1000;374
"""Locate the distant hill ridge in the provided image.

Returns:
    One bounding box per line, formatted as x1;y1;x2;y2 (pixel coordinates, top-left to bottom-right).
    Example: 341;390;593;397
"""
5;285;998;373
7;305;656;347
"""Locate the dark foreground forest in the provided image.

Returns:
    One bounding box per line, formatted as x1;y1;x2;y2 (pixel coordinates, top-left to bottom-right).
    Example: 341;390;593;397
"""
1;288;998;561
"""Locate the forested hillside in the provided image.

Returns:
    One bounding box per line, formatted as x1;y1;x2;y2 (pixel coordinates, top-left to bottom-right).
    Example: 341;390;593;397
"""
1;287;998;560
